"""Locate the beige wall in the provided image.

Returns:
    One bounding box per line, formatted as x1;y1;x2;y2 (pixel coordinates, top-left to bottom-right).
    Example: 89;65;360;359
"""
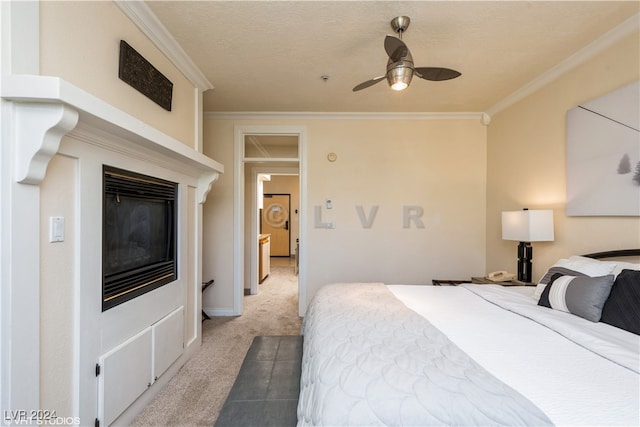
39;154;76;416
203;117;487;312
39;1;196;147
202;121;235;310
486;31;640;281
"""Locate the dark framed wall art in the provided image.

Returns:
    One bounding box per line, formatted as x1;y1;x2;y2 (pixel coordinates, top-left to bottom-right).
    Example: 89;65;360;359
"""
118;40;173;111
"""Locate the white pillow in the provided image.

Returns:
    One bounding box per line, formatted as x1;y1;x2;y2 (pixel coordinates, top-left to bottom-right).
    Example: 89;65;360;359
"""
565;256;619;276
568;255;639;277
611;262;640;276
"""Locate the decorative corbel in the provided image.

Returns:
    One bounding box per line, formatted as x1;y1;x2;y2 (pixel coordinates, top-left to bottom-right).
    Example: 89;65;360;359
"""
13;102;79;185
197;172;221;204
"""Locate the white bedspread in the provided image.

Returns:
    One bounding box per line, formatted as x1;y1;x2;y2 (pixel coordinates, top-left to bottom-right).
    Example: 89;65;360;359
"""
388;284;640;426
298;283;554;427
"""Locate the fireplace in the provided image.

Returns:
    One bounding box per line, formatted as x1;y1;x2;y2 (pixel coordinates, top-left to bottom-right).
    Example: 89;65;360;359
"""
102;166;178;311
2;72;224;424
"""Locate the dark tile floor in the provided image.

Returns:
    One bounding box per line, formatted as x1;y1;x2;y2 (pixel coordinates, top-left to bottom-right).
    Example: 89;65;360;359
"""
214;335;303;427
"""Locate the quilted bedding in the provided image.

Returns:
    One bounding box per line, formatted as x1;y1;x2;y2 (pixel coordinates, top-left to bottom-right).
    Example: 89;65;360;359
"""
297;283;553;426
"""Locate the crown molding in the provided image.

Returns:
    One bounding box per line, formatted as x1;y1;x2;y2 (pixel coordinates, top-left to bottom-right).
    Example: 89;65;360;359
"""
115;1;213;91
486;13;640;116
204;111;487;122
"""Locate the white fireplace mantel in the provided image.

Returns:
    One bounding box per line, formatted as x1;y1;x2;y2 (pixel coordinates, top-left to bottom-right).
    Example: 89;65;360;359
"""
0;74;224;422
1;74;223;202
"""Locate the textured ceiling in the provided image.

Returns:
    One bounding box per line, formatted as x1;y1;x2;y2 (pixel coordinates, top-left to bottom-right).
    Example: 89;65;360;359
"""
146;1;639;113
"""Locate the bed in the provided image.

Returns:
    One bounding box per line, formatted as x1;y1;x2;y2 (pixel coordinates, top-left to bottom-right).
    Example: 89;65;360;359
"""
297;251;640;426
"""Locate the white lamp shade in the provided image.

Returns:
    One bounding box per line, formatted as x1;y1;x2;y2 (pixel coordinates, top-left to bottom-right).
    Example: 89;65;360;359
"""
502;210;554;242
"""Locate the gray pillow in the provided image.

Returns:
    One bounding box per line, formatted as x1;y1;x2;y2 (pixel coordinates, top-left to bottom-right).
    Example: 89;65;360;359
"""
538;274;615;322
538;266;587;285
534;267;588;299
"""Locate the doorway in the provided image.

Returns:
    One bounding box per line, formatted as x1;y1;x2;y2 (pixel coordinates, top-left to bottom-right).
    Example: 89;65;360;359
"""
250;169;299;296
234;125;307;317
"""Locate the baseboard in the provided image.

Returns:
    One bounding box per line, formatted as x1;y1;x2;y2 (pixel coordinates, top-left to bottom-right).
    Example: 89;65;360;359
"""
204;307;236;317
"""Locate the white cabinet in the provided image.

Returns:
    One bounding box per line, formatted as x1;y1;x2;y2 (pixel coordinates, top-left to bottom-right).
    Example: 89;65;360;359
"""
259;234;271;283
98;306;184;426
98;328;152;426
153;306;184;380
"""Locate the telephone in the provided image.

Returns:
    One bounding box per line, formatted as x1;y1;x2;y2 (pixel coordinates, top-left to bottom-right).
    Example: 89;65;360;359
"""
486;271;515;282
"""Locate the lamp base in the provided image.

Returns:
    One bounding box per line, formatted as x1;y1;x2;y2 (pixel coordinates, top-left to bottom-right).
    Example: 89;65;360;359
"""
517;241;533;282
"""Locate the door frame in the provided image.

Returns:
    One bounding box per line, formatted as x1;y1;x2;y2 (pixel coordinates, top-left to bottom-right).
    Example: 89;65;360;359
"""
234;125;307;316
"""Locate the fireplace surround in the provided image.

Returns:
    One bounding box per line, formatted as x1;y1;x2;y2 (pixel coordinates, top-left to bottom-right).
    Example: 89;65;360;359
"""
1;74;223;425
102;166;178;311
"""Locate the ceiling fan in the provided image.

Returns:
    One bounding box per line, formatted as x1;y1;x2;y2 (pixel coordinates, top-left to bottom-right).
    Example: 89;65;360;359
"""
353;16;461;92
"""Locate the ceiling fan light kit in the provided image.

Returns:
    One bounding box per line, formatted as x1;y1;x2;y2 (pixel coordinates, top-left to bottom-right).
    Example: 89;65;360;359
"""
353;16;461;93
387;58;414;91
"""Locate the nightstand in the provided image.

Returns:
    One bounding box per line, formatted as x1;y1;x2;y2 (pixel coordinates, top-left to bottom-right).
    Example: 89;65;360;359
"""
432;279;471;286
471;277;533;286
432;278;532;286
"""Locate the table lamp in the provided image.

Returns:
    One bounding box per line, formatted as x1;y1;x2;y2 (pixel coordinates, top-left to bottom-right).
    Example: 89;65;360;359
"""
502;209;554;282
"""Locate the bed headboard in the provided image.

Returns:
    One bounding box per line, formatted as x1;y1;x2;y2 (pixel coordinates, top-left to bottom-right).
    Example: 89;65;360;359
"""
582;249;640;259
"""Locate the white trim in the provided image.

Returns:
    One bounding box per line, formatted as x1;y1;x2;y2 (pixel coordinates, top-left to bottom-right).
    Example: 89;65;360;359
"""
204;308;237;317
298;129;308;316
0;0;39;75
2;75;223;183
13;103;79;184
233;127;245;315
206;111;485;121
234;125;308;317
1;0;41;416
486;13;640;116
195;88;204;153
192;198;204;350
250;168;258;296
115;1;213;91
244;157;300;163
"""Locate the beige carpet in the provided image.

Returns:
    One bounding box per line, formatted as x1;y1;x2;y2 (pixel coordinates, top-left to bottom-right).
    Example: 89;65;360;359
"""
130;260;302;426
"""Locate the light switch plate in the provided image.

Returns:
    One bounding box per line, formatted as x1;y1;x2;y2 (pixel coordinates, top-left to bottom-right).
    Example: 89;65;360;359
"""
49;216;64;242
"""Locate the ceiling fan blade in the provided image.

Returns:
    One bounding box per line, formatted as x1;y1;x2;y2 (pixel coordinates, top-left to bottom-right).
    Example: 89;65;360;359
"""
384;35;409;62
414;67;461;81
352;75;386;92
